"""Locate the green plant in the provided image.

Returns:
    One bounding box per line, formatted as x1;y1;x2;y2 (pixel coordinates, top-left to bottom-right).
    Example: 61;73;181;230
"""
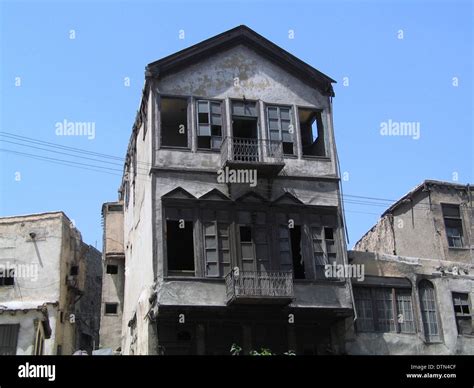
230;344;296;356
230;343;242;356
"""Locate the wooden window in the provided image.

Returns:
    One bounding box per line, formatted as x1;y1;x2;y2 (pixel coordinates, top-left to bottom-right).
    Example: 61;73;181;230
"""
452;292;472;335
442;204;464;248
267;106;294;155
354;288;375;332
0;324;19;355
419;280;440;342
354;287;415;334
310;225;337;279
203;221;231;277
197;100;223;150
396;289;416;333
374;288;395;332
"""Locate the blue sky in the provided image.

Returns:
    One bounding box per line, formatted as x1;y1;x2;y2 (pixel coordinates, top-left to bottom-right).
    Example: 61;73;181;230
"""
1;0;472;249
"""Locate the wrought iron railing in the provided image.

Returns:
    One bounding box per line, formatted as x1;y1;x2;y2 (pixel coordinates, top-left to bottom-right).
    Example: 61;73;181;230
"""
220;137;284;167
225;270;294;302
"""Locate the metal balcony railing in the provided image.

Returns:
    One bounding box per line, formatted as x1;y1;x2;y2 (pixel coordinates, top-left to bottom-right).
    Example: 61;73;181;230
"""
220;137;284;167
225;270;294;304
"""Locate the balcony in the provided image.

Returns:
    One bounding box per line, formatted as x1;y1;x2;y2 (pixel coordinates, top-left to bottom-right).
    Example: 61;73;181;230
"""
225;270;294;305
220;137;285;176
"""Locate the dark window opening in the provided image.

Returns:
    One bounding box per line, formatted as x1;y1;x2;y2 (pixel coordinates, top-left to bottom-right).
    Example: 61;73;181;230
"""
161;97;188;148
166;220;195;274
299;108;325;157
290;226;305;279
452;293;472;335
177;331;191;341
0;269;14;286
105;303;118;315
233;117;258;139
106;264;118;274
0;324;19;355
197;100;222;150
442;205;463;248
70;266;79;276
239;226;252;242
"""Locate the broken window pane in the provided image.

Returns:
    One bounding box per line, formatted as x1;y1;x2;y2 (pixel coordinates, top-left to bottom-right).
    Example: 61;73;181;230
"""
452;293;472;335
266;105;294;155
442;205;464;248
197;100;222;150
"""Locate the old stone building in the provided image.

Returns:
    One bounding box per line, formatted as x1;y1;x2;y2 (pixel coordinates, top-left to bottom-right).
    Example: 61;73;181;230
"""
99;202;125;353
0;212;102;355
115;25;354;355
347;180;473;354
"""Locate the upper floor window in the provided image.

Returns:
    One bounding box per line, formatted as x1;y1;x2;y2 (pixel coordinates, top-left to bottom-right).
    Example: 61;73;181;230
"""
452;292;472;335
196;100;223;150
418;280;440;342
298;108;325;157
267;106;294;155
442;204;463;248
161;97;188;148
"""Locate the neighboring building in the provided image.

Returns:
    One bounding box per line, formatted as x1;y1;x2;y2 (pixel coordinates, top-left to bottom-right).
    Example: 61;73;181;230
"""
347;180;473;354
99;202;125;353
115;25;353;355
0;212;102;355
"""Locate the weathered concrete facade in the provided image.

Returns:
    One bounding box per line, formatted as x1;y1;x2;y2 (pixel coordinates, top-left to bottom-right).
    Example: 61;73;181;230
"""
99;202;125;353
116;26;354;355
348;181;473;355
0;212;102;355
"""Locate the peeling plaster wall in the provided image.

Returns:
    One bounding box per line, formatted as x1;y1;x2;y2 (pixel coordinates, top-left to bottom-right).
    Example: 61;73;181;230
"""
0;213;98;355
155;45;337;177
346;250;474;355
121;89;155;355
354;186;472;265
158;45;328;107
99;204;125;352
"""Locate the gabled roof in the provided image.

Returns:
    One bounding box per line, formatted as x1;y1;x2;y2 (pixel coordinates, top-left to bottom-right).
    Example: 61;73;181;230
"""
235;191;268;203
199;189;231;201
272;192;304;206
381;180;469;217
146;25;335;96
161;187;196;200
